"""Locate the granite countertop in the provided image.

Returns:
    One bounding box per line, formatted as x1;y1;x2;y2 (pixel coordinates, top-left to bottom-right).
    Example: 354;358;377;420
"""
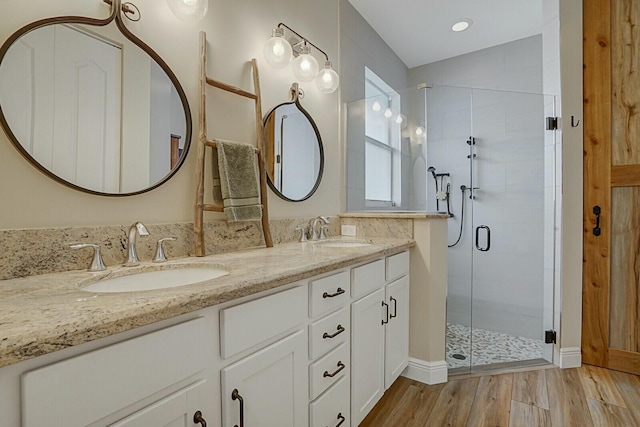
0;237;413;369
339;211;451;219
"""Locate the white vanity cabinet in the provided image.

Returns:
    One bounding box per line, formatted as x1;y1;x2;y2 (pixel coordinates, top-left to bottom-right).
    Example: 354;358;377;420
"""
307;270;352;427
219;286;308;427
351;251;410;426
221;331;307;427
21;317;216;427
0;248;411;427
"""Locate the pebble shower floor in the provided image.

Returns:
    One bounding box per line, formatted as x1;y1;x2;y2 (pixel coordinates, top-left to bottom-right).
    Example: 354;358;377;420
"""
446;323;544;369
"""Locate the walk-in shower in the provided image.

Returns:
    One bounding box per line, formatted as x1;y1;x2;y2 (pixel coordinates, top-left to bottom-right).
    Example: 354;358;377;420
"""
423;85;556;373
344;80;556;374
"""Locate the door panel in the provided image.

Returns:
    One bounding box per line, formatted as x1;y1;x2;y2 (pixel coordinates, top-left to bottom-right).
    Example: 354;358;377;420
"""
583;0;640;374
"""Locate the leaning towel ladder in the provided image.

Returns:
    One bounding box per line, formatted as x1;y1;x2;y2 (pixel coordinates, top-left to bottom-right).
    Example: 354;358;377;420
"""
194;31;273;256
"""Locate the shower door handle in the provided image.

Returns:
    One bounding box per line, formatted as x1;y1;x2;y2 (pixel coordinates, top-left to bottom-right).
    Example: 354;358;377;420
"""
475;225;491;252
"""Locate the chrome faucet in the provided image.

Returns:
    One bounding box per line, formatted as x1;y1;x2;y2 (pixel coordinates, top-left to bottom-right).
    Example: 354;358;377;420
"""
309;216;330;241
125;222;149;266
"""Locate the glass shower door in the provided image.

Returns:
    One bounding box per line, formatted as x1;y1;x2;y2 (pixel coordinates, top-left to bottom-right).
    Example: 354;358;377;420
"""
468;88;555;369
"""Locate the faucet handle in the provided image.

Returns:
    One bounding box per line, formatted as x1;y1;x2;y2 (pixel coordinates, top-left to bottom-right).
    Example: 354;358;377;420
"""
295;226;308;242
153;237;177;263
70;244;107;271
320;225;329;240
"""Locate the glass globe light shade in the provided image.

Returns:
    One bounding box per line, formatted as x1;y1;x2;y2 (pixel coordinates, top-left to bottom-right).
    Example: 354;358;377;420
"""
292;45;319;82
263;28;292;68
396;114;407;129
167;0;208;22
372;101;381;112
315;61;339;93
384;108;393;118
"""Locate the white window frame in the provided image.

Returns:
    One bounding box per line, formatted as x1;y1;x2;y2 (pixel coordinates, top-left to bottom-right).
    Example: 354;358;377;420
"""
364;67;401;208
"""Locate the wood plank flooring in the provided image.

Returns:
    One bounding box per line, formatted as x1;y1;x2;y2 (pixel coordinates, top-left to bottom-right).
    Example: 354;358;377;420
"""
360;365;640;427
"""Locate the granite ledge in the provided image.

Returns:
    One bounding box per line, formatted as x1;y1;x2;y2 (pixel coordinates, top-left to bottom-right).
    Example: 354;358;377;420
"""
338;211;451;219
0;238;413;368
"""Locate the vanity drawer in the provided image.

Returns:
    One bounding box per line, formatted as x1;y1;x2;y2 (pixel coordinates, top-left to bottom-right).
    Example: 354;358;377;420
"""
351;259;385;298
220;285;306;359
386;251;409;281
309;271;350;317
309;342;349;400
309;307;350;359
310;376;350;427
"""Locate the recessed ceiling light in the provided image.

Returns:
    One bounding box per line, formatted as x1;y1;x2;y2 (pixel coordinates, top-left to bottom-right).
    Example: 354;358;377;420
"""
452;19;472;32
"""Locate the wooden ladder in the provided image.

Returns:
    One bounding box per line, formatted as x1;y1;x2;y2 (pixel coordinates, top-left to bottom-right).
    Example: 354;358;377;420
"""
194;31;273;256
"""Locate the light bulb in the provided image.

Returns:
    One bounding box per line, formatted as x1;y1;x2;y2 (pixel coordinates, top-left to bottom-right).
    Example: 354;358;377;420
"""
315;61;339;93
395;114;404;124
396;114;407;129
372;101;381;112
415;126;425;136
263;28;292;68
384;108;393;118
292;45;319;82
167;0;208;22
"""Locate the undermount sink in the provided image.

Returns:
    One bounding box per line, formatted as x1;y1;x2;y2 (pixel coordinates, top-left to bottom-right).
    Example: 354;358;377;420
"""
314;239;372;248
81;266;229;293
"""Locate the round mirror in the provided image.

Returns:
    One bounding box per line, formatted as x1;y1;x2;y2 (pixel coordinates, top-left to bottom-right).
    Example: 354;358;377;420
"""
0;4;191;196
263;89;323;202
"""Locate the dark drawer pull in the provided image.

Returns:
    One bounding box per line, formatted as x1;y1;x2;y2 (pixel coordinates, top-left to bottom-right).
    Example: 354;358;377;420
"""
232;389;244;427
390;296;397;319
193;410;207;427
334;412;346;427
323;324;345;339
323;287;345;298
382;301;389;325
323;361;345;378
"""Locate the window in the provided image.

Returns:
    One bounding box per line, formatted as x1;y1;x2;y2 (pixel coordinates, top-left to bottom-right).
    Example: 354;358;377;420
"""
364;67;401;206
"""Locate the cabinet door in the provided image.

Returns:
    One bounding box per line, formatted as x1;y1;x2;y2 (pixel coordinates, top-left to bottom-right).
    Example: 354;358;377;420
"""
351;288;385;426
385;275;410;389
221;330;307;427
112;379;215;427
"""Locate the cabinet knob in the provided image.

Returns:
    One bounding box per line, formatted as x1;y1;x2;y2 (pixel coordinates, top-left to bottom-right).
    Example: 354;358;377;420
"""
193;410;207;427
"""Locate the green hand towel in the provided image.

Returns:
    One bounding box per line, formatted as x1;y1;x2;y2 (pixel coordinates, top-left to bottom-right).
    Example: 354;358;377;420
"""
211;139;263;222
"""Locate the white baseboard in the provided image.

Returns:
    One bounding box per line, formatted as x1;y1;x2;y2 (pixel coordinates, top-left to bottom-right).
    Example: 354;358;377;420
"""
402;358;448;385
558;347;581;368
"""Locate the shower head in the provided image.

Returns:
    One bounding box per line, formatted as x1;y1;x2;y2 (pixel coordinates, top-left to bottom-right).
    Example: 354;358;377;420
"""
427;166;437;180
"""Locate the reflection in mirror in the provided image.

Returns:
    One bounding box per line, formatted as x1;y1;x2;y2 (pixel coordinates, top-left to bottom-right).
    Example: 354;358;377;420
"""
0;2;191;196
263;85;323;202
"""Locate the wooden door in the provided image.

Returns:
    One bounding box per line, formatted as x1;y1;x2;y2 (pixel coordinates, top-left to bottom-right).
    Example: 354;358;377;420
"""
221;330;307;427
583;0;640;375
351;287;385;426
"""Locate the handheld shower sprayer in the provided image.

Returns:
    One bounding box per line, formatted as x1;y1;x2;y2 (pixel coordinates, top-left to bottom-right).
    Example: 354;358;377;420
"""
428;166;437;180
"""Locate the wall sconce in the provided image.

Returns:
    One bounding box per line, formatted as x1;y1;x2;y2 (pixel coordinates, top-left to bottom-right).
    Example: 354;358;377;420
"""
263;23;339;94
167;0;208;22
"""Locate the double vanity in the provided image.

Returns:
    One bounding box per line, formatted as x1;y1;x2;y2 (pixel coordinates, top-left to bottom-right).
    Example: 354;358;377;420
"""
0;238;412;427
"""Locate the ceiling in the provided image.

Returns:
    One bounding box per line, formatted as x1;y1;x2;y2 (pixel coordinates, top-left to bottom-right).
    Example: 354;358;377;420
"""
347;0;543;68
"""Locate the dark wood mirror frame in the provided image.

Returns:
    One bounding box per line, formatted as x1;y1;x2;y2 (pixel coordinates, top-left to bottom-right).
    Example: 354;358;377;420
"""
0;0;192;196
